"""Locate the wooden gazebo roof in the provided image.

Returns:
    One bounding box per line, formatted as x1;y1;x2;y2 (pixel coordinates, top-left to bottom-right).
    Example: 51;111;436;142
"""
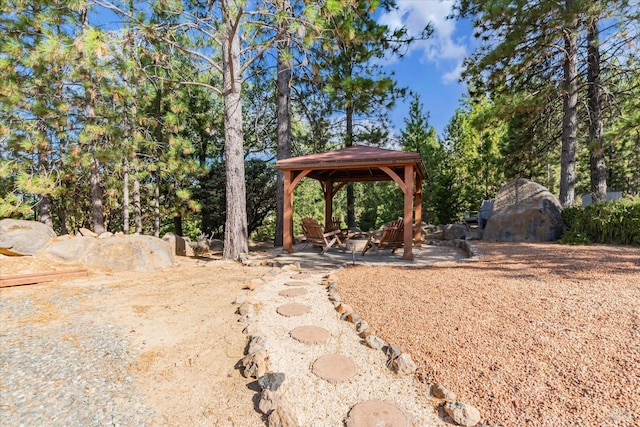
276;146;426;182
276;146;426;260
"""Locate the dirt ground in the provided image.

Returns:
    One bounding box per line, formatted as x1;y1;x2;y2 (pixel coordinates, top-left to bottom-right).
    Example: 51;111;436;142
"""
1;254;272;426
2;242;639;426
336;242;640;427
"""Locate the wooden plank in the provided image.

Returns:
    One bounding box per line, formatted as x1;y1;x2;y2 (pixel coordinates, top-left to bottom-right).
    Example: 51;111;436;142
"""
0;269;88;288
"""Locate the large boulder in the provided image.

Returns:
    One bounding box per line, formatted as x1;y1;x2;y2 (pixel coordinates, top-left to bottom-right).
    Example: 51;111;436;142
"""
0;219;56;256
81;235;175;272
442;223;467;240
43;235;98;262
162;232;195;257
483;179;564;242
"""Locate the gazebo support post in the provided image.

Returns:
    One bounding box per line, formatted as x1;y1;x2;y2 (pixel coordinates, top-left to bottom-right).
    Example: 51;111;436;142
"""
323;180;333;231
402;165;415;260
414;174;423;246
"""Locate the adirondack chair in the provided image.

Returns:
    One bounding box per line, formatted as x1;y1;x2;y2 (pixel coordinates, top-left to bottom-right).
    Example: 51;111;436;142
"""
300;217;343;253
464;199;495;229
361;218;404;256
324;216;348;240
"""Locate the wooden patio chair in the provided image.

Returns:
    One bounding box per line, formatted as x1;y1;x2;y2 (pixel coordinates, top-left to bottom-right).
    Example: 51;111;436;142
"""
361;218;404;256
464;199;495;230
324;216;348;240
300;217;343;254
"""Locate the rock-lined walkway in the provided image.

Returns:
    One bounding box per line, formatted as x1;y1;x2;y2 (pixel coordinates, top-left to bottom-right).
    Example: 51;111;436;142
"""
236;269;444;426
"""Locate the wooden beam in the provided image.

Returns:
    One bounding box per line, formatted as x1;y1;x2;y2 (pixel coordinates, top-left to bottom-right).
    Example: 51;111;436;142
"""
380;166;407;193
324;180;333;230
0;269;88;288
414;174;423;246
402;165;414;260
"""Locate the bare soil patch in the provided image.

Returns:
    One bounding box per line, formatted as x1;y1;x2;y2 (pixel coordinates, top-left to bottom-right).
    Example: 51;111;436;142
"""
336;242;640;427
1;254;272;426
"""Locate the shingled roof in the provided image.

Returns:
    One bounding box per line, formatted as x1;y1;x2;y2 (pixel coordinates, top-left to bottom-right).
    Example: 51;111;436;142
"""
275;145;425;182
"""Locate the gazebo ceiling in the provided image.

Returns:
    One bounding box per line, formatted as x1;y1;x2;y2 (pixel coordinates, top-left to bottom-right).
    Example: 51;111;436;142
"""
275;145;426;183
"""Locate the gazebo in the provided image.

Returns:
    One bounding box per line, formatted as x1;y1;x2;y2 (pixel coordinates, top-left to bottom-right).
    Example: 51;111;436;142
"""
275;145;426;260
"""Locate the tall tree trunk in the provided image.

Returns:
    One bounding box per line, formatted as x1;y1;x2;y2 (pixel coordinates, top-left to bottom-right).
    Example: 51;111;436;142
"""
587;14;607;202
58;202;68;235
36;129;53;227
38;193;53;227
123;157;130;234
154;172;160;237
81;7;105;233
274;0;292;248
560;0;578;207
90;157;105;234
346;100;356;229
133;166;142;234
174;216;183;236
32;5;53;227
222;1;249;260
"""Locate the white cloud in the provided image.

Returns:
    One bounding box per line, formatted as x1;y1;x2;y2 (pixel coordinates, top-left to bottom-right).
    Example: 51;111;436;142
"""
379;0;468;83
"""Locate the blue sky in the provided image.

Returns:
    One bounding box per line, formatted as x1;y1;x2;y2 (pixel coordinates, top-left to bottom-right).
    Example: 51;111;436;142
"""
92;1;473;140
377;0;475;139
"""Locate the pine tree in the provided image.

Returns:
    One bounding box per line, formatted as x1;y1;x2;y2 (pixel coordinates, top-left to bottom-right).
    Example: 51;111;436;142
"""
0;1;78;223
399;94;441;223
315;0;413;228
456;0;639;205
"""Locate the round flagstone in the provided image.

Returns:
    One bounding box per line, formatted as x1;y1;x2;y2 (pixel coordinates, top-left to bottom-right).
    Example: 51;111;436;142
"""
290;326;331;344
284;281;308;287
278;288;308;297
312;354;356;383
345;400;410;427
276;303;311;317
290;272;314;279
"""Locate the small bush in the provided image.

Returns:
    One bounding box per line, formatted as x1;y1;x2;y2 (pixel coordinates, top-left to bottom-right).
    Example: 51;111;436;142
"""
560;196;640;246
559;228;591;245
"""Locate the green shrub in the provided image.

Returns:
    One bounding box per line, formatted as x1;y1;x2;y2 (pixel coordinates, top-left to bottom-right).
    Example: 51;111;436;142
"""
559;228;592;245
560;196;640;246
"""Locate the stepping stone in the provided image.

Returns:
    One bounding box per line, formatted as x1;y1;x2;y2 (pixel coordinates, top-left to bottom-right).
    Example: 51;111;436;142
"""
290;272;314;279
312;354;356;383
284;281;308;287
276;303;311;317
345;400;410;427
290;326;330;344
278;288;308;297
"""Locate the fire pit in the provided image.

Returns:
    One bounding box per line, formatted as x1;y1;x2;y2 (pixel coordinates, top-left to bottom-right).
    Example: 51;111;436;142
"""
344;233;369;265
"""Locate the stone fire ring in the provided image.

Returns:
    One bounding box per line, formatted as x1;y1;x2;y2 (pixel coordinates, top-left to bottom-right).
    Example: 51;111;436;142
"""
284;281;308;287
345;400;411;427
276;303;311;317
278;288;308;297
312;354;356;383
290;326;331;344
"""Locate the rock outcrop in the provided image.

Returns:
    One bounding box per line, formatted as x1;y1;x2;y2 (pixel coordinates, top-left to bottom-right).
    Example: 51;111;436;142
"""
44;234;174;272
43;235;98;261
0;219;56;256
80;235;174;272
483;178;564;242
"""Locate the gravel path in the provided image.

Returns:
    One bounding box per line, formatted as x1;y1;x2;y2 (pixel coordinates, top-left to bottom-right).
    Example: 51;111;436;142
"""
336;242;640;427
0;293;158;426
246;270;443;426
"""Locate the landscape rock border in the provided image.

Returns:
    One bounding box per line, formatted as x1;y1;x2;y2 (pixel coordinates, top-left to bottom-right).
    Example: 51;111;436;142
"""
323;274;484;426
231;250;486;426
